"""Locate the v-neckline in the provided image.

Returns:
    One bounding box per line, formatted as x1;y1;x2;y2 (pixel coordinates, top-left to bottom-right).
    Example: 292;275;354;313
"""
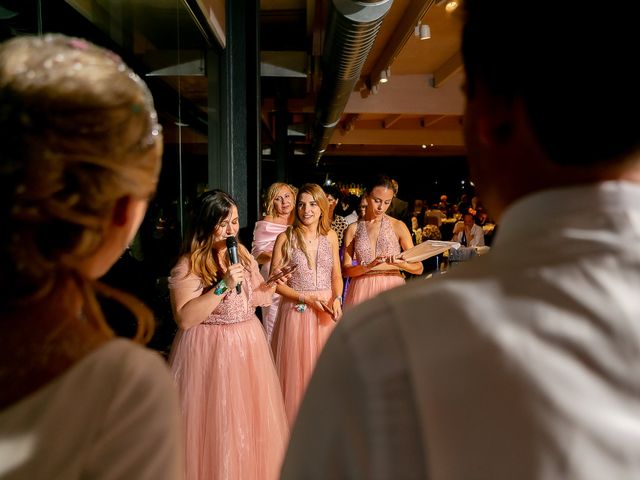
300;234;322;288
364;216;384;260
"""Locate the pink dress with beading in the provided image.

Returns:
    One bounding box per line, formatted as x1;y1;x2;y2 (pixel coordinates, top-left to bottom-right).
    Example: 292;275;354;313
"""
168;256;288;480
271;234;336;425
251;220;289;342
344;215;405;308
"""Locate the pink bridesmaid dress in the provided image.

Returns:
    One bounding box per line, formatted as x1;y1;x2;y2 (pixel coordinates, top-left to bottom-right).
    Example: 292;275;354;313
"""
344;214;405;307
271;234;336;425
168;256;288;480
251;220;289;341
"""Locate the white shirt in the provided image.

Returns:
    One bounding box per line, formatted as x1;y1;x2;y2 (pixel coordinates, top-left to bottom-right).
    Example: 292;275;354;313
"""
0;339;184;480
344;211;359;225
282;181;640;479
452;222;485;246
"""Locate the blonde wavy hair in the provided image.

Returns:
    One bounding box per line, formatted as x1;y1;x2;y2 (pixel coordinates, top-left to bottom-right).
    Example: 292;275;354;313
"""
185;190;252;288
276;183;331;270
264;182;297;217
0;34;162;342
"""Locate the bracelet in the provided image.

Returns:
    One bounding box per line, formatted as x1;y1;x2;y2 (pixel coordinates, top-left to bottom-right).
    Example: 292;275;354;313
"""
295;294;306;313
213;279;228;296
334;295;342;305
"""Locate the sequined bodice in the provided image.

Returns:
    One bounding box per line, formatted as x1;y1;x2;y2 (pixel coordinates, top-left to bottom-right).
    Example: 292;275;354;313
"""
353;215;400;263
204;265;255;325
288;234;333;291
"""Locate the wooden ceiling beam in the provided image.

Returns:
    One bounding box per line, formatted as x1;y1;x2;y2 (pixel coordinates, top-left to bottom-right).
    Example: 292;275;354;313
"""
341;113;360;132
432;52;463;88
383;114;403;128
331;125;463;146
421;115;447;128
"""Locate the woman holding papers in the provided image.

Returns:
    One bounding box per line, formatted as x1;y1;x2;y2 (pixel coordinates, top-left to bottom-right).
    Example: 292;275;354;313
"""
342;175;423;308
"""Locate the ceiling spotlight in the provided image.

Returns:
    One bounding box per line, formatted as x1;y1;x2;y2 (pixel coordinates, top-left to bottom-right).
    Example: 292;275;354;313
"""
419;24;431;40
421;144;427;149
370;84;379;95
415;23;431;40
379;69;389;83
445;1;459;13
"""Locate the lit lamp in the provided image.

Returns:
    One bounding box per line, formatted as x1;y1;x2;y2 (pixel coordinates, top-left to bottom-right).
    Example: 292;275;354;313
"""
379;69;389;83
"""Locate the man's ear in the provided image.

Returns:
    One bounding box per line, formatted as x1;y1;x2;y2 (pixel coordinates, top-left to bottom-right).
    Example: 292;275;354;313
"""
112;196;132;227
474;87;516;147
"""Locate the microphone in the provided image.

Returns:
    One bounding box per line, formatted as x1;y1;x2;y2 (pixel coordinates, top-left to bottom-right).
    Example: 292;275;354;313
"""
225;236;242;294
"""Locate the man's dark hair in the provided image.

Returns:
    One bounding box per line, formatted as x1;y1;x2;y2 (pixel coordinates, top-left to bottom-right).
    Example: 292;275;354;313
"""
461;0;640;167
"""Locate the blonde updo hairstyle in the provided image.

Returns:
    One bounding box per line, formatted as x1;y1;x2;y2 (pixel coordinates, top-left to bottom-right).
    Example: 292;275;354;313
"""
0;34;163;342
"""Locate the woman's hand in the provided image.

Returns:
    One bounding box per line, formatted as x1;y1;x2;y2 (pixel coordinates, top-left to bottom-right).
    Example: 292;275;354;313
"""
305;296;326;313
362;256;387;270
331;297;343;321
223;263;244;292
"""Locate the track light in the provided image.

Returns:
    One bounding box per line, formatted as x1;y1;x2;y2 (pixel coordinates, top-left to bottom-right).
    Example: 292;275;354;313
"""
419;24;431;40
379;69;388;83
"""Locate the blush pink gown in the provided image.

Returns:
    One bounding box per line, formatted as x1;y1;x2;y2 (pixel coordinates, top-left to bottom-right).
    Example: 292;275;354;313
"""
168;256;288;480
271;234;336;425
344;215;405;308
251;220;288;342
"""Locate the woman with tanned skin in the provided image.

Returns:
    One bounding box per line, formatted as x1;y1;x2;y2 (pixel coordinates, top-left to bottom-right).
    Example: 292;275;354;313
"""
342;175;423;308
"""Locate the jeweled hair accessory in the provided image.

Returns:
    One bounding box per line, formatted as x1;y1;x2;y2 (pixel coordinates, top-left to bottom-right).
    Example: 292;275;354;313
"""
54;34;162;152
127;70;163;152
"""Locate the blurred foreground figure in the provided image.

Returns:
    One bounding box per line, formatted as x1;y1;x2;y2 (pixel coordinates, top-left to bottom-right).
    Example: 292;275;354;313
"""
0;34;183;479
281;1;640;478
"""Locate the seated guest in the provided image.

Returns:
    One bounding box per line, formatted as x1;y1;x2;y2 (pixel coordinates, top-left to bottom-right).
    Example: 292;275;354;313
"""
424;204;446;226
451;212;485;247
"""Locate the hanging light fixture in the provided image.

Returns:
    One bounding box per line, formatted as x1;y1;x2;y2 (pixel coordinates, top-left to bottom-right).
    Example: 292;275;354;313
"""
414;23;431;40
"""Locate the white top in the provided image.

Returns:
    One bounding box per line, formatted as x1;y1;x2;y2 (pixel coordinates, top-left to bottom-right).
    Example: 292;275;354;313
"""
282;181;640;479
0;339;184;480
344;210;359;225
452;222;485;246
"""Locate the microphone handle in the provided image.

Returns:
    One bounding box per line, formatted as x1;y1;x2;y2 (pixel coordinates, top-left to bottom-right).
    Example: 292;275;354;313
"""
228;246;242;294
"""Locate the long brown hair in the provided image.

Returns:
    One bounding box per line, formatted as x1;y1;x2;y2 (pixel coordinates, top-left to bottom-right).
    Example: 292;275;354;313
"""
277;183;331;269
185;189;252;287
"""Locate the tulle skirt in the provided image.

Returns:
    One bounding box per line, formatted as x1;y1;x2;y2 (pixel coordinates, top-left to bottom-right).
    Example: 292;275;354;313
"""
261;294;282;343
169;317;288;480
271;289;336;425
344;273;405;308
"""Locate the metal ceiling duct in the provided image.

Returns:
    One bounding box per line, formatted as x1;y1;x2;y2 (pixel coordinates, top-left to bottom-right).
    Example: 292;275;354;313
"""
310;0;393;165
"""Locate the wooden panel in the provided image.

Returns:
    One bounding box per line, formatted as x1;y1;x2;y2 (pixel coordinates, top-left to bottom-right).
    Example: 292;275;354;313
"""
195;0;226;48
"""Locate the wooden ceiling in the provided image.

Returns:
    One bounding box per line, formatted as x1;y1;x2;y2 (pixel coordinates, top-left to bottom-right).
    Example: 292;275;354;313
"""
260;0;466;160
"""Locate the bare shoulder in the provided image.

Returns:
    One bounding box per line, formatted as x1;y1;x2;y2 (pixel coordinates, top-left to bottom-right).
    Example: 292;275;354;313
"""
344;221;358;236
388;215;410;232
326;228;339;244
